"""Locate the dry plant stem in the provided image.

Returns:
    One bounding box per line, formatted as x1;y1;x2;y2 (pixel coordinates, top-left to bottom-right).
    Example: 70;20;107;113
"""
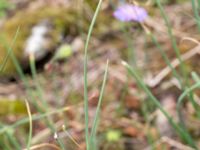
31;120;64;145
146;18;189;38
21;106;80;148
193;94;200;106
147;44;200;87
156;0;187;86
0;105;74;135
25;99;32;150
23;143;61;150
60;131;81;149
144;136;195;150
62;125;81;149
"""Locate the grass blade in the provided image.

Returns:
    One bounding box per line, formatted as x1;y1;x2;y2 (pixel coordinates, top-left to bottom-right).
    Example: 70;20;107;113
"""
83;0;103;149
0;27;20;74
191;0;200;32
177;77;200;128
122;61;197;149
89;60;109;148
155;0;187;83
25;99;32;150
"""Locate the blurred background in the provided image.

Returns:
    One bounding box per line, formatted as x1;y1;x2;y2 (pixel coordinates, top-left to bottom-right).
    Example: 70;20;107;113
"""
0;0;199;150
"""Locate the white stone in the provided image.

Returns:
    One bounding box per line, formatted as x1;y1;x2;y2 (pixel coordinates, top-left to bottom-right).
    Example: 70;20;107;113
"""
24;22;50;60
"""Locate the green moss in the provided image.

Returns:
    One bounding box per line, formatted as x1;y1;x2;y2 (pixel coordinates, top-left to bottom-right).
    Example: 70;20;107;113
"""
0;4;118;77
0;6;80;76
0;98;26;115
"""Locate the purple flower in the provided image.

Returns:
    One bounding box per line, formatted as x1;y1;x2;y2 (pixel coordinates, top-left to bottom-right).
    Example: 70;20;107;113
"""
113;4;148;22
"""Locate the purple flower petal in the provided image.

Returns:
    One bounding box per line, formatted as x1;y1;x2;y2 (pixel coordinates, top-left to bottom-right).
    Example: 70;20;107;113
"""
113;4;148;22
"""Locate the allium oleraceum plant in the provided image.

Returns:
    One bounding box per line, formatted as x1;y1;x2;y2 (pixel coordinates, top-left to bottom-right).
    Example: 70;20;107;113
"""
113;4;148;22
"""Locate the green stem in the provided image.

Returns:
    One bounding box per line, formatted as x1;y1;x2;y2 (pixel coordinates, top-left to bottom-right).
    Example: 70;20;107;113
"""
177;80;200;127
192;0;200;32
89;60;109;148
83;0;103;149
0;27;20;73
155;0;187;84
123;61;197;149
149;33;182;86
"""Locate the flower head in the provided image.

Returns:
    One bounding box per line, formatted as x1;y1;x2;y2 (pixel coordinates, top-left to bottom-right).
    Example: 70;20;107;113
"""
113;4;148;22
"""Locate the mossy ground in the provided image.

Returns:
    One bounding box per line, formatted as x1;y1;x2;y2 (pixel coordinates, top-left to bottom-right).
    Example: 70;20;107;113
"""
0;2;117;77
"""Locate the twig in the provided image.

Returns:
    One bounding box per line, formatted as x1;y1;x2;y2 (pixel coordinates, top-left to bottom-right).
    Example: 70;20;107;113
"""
146;44;200;87
145;18;189;38
23;143;61;150
31;120;63;145
144;136;195;150
25;99;32;150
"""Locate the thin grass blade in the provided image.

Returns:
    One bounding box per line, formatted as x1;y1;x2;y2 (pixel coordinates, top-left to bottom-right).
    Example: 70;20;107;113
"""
83;0;103;149
0;27;20;74
122;61;197;148
89;60;109;148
